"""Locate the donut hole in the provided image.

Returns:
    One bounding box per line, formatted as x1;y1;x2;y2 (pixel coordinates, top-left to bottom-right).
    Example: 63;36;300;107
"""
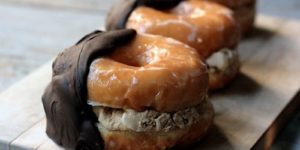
111;57;143;67
110;55;151;67
110;47;161;67
163;1;218;18
166;2;203;17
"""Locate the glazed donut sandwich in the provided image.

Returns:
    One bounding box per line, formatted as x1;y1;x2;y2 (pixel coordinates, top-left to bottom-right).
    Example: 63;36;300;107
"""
89;33;213;150
106;0;241;90
42;30;214;150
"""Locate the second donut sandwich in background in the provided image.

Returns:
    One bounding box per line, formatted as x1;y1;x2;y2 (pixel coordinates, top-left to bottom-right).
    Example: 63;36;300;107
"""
106;0;242;90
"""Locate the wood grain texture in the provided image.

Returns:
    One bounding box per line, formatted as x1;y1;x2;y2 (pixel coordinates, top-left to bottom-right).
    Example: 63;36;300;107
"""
36;139;64;150
0;3;105;92
0;0;119;12
0;0;300;149
0;62;51;150
0;14;299;150
197;15;300;149
10;119;63;150
10;119;48;150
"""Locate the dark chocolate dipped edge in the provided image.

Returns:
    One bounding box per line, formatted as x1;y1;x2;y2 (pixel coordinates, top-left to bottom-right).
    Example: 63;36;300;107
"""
42;29;136;150
105;0;183;30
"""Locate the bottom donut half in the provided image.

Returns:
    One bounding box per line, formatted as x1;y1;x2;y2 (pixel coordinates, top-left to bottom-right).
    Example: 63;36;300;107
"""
206;48;240;90
91;99;214;150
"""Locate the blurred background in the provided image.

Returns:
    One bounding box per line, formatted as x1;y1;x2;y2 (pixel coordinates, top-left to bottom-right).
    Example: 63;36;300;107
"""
0;0;117;91
0;0;299;149
1;0;300;92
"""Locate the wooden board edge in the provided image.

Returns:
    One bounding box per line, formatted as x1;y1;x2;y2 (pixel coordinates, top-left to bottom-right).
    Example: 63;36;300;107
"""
252;90;300;150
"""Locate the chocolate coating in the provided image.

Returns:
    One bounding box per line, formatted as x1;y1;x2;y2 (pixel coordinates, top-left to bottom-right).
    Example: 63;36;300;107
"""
42;29;136;150
106;0;183;30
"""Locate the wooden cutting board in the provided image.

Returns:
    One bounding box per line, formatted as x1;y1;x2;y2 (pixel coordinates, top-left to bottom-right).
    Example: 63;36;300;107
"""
0;14;300;150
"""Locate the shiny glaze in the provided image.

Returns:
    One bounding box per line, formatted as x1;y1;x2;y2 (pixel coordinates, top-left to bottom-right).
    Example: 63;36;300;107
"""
87;34;208;112
196;0;255;9
126;0;240;58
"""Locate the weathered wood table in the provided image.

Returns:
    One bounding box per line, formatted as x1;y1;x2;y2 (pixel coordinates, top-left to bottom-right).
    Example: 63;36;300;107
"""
0;0;300;149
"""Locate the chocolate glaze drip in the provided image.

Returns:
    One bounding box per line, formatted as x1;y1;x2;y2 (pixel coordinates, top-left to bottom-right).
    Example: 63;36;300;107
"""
106;0;183;30
42;29;136;150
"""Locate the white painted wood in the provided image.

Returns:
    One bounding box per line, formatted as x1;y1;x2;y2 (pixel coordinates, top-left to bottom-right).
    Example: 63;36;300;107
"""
0;0;300;148
9;118;63;150
36;138;64;150
10;119;47;150
0;0;119;12
0;3;105;92
0;62;52;150
1;14;299;150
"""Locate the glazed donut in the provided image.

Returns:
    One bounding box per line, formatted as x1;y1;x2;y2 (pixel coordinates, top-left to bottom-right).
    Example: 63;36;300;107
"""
233;2;256;34
198;0;254;9
125;0;240;58
106;0;240;90
195;0;256;34
87;33;208;112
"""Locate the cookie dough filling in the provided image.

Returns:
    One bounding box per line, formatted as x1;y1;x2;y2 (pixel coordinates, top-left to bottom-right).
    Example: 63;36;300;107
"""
206;48;239;75
90;97;211;133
